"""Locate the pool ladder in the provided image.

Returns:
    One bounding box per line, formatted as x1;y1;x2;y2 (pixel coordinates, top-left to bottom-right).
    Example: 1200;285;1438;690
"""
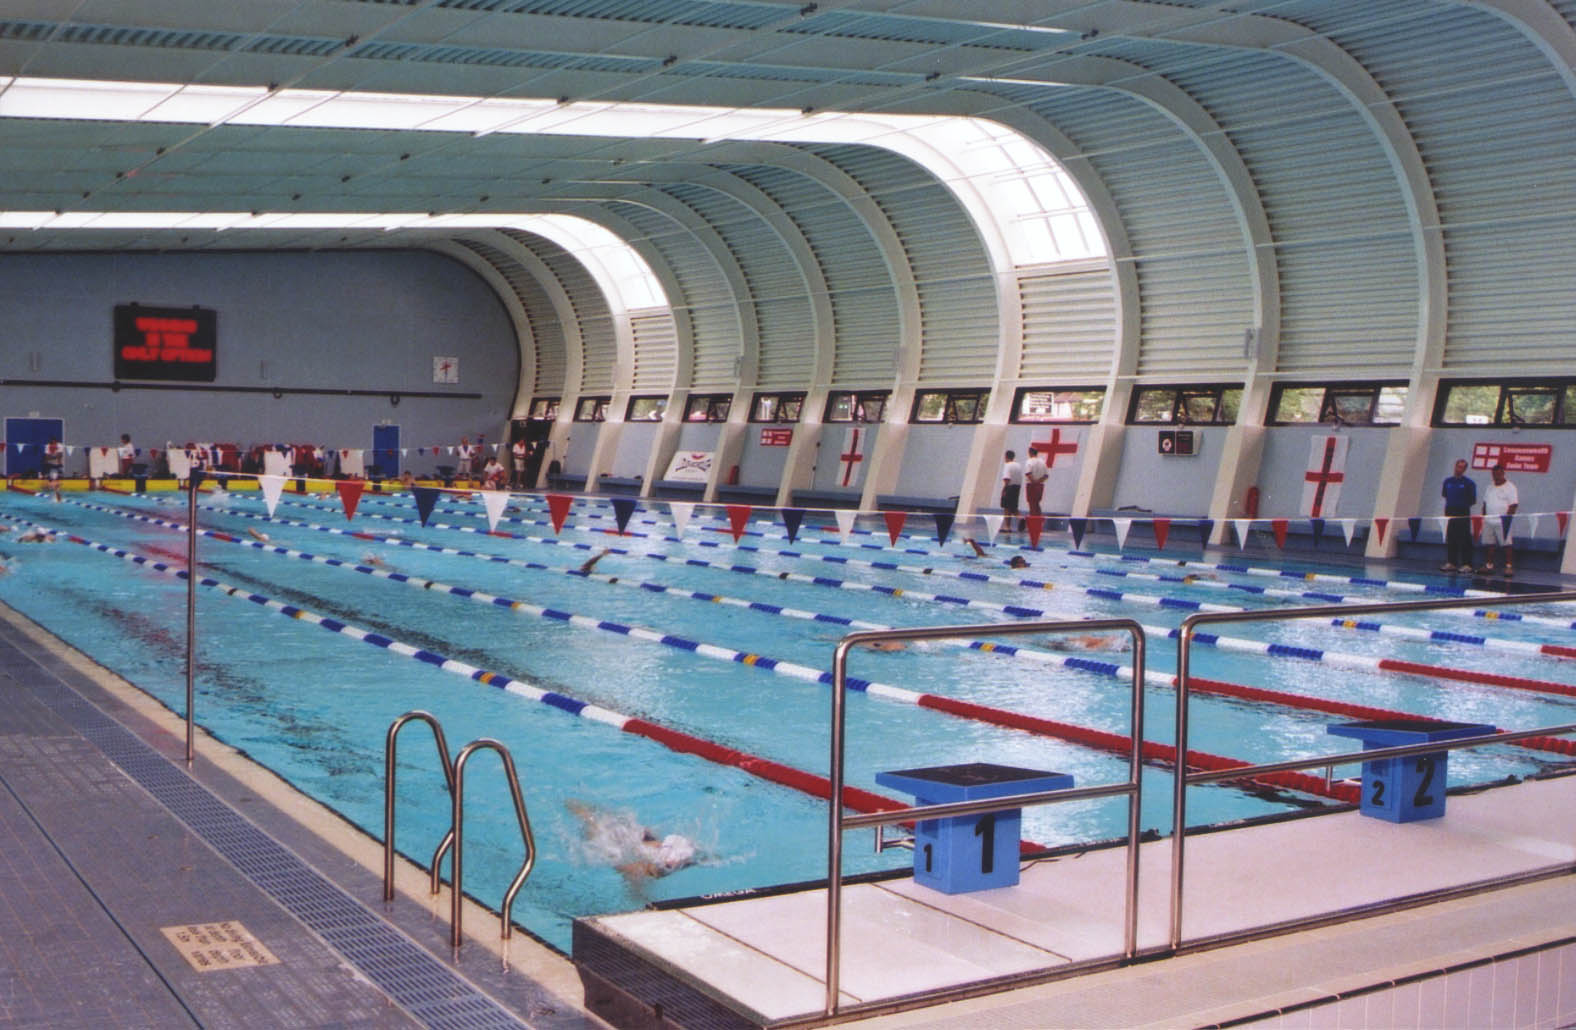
383;710;537;949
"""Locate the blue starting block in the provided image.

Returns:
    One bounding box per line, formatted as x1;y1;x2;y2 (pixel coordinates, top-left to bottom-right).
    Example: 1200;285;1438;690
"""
1327;718;1494;823
875;762;1072;894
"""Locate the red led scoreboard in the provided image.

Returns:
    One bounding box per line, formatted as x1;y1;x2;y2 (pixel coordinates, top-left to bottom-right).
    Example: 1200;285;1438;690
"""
114;303;217;382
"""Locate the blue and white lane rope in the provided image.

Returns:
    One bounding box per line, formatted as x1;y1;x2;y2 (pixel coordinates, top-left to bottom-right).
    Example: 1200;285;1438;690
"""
71;496;1576;703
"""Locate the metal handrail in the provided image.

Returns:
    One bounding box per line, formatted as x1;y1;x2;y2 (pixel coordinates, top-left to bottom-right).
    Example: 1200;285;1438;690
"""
384;710;457;901
1171;590;1576;951
825;618;1147;1019
450;738;537;949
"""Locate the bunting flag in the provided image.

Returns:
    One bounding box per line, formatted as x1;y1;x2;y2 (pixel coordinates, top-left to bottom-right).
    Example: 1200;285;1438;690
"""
982;514;1004;543
1309;517;1325;547
1197;519;1214;549
1068;517;1087;549
879;511;906;545
1558;511;1570;538
1271;518;1289;549
413;486;440;526
1152;517;1170;551
1112;518;1132;550
480;489;509;532
727;505;753;542
1232;519;1252;549
834;509;857;544
668;501;694;537
1501;513;1514;537
1374;517;1389;545
546;494;572;534
1470;514;1483;539
336;480;365;521
258;475;286;516
65;444;75;456
933;512;954;546
610;497;636;534
1434;516;1448;539
1408;517;1422;542
1025;514;1043;548
782;508;805;544
1526;513;1541;540
1340;519;1357;547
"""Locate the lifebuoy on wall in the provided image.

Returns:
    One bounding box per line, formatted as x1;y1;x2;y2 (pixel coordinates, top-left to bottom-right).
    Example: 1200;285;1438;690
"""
1244;485;1260;518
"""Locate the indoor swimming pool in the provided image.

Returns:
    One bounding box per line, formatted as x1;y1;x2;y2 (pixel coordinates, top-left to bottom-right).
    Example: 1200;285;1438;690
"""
1;485;1573;953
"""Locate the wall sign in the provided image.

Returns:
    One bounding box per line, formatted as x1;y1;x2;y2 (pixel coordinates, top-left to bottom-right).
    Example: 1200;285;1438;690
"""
1472;441;1551;473
759;428;793;446
432;356;460;384
1158;429;1196;456
114;304;217;382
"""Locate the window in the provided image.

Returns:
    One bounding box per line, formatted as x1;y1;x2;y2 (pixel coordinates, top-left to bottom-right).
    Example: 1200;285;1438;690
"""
1011;387;1105;424
1268;381;1407;426
912;388;989;424
825;390;889;423
527;397;560;420
573;395;609;422
683;393;732;423
1434;378;1576;427
1128;384;1241;425
750;391;805;423
626;395;668;421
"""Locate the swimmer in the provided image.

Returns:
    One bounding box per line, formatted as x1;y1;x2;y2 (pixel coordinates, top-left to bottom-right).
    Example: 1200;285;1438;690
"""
1048;633;1124;652
246;527;271;542
861;639;907;652
964;537;988;558
567;800;700;884
1006;554;1030;569
360;552;390;569
1181;572;1218;584
578;548;611;574
16;527;54;543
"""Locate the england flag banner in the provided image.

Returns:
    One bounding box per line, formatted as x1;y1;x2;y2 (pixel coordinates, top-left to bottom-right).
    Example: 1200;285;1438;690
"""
837;427;866;487
1301;435;1349;517
664;451;713;482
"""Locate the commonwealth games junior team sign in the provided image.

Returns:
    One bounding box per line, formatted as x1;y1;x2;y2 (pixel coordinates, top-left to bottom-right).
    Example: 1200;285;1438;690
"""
114;303;218;382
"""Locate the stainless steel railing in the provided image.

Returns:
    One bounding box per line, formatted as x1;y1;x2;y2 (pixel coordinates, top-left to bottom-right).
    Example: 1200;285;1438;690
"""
824;618;1147;1020
1170;590;1576;951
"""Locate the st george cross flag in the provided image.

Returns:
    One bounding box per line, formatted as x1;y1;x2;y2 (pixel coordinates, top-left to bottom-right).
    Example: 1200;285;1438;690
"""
837;427;866;488
1301;435;1349;518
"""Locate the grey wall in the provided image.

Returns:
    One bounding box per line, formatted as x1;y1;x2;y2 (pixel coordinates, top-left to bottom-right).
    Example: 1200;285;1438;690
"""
1255;427;1391;521
0;249;517;474
891;425;973;500
1108;427;1226;514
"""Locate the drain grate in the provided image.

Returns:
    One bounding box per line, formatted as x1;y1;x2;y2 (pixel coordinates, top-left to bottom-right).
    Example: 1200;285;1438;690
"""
32;678;531;1030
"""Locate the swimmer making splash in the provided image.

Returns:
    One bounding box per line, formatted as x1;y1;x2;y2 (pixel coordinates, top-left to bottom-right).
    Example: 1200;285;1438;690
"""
246;528;271;542
16;527;54;543
578;548;611;574
567;800;700;885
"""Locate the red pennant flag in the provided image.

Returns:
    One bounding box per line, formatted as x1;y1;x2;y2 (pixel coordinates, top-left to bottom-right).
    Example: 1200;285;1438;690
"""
1271;518;1289;549
1374;517;1389;545
1152;517;1170;551
1470;514;1483;539
882;511;908;545
1025;514;1044;548
727;504;753;541
335;480;365;521
1559;511;1570;538
546;493;572;534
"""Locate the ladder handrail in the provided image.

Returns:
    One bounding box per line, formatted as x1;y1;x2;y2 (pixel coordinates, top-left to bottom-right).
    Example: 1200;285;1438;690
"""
451;738;537;947
383;710;456;901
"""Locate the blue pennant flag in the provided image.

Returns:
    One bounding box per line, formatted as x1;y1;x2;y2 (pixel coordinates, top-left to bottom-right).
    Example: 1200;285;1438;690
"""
413;486;439;526
934;513;954;545
1310;517;1325;547
1197;519;1214;550
1408;517;1422;542
611;497;636;534
782;508;805;543
1068;517;1087;549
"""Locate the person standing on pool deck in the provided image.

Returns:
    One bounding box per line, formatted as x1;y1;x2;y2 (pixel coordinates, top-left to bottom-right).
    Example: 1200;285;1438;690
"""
1440;458;1477;573
1479;463;1518;577
1023;446;1049;522
1000;449;1024;534
117;433;136;475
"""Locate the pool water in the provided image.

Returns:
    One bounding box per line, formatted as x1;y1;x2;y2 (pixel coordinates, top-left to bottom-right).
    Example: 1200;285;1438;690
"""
1;488;1572;952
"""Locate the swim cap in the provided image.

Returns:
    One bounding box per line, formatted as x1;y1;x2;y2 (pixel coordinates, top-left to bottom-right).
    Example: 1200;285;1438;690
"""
655;834;696;871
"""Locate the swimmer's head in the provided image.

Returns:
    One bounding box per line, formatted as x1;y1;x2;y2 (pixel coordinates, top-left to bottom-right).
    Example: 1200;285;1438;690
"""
653;834;696;872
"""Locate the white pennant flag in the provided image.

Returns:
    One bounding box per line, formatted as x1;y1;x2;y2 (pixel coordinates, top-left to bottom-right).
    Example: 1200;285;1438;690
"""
669;501;694;537
1435;515;1450;539
1339;518;1357;547
1232;519;1252;549
1112;518;1132;550
834;509;858;545
1526;513;1541;539
258;475;286;516
401;448;409;456
65;444;75;456
982;514;1004;543
479;489;509;532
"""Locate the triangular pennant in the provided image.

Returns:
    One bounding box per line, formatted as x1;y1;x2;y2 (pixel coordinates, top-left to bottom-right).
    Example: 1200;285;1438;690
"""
1112;518;1132;550
834;509;857;544
782;508;805;544
1408;517;1422;542
669;501;694;537
1434;515;1449;539
1232;519;1252;549
727;504;753;542
1152;517;1170;551
882;511;907;545
1339;518;1356;547
1271;518;1288;549
258;475;286;516
1197;519;1214;550
480;489;510;532
547;494;572;534
65;444;75;456
336;479;365;521
1374;517;1389;545
1470;514;1483;539
611;497;636;535
1309;517;1325;547
1025;514;1043;548
982;514;1004;543
933;512;953;546
1559;511;1570;538
1501;513;1513;537
1526;513;1541;539
413;486;440;526
1068;517;1087;549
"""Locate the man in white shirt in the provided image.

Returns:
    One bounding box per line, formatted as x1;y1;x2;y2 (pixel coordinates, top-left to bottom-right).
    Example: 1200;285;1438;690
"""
1000;450;1025;533
1023;446;1049;521
1479;463;1519;576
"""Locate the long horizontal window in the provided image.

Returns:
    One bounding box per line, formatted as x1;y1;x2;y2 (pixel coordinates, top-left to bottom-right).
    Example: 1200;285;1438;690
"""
825;391;888;423
626;395;668;422
1434;378;1576;427
684;393;732;423
1010;386;1104;424
1128;384;1240;425
913;389;989;424
750;392;805;423
528;397;560;420
573;396;609;422
1268;381;1406;426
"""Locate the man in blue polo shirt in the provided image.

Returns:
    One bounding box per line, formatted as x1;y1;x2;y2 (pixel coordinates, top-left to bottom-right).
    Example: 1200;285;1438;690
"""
1440;458;1477;573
